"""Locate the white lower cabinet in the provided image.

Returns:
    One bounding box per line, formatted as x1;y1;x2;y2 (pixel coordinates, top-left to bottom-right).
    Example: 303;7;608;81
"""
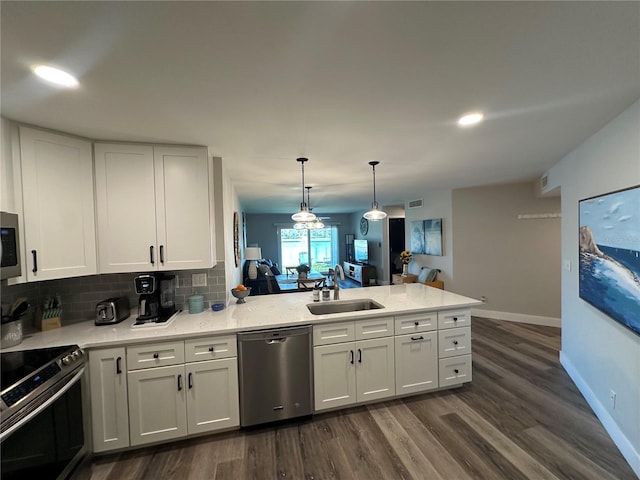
314;320;395;412
186;358;239;434
128;364;187;446
437;311;472;388
89;336;239;452
89;348;129;453
394;332;438;395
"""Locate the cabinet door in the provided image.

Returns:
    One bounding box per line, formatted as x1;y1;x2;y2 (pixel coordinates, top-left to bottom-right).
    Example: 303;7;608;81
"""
186;358;239;434
89;348;129;453
128;365;187;446
154;146;213;270
19;127;96;280
94;143;157;273
395;332;438;395
355;337;395;403
313;343;356;411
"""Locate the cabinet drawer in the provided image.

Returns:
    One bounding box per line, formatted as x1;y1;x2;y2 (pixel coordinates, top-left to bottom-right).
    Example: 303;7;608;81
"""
127;341;185;370
313;321;355;346
185;335;237;362
394;312;437;335
438;327;471;358
437;309;471;329
355;317;394;340
439;354;472;387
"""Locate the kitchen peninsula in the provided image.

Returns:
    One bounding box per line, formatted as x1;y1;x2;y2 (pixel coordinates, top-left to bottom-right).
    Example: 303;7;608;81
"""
7;284;481;453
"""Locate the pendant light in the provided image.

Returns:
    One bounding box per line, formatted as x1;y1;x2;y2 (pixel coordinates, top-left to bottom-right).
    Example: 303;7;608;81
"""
363;161;387;221
294;187;325;229
291;158;317;222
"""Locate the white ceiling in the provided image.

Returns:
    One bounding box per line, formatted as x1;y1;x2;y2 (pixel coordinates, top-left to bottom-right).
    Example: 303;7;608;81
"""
2;1;639;214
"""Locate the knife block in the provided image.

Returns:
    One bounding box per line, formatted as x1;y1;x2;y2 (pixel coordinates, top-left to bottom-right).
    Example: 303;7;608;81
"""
36;308;62;331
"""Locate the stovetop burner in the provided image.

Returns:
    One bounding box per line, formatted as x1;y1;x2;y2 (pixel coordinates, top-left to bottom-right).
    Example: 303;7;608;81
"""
1;345;75;391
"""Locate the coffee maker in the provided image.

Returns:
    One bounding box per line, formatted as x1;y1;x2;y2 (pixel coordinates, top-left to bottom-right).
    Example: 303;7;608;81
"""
134;273;176;323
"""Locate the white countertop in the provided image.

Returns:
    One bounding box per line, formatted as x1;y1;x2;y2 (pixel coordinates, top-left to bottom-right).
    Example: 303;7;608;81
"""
6;284;482;351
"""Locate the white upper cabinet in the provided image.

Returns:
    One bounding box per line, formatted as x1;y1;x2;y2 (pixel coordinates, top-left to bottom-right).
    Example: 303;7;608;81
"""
154;146;213;271
19;127;97;281
95;143;214;273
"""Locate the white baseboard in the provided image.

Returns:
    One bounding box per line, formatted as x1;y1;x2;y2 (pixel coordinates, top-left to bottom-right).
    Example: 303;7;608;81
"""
471;308;561;327
560;351;640;477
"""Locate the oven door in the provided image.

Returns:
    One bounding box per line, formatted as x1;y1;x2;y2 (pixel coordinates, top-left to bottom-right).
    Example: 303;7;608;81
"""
1;368;86;480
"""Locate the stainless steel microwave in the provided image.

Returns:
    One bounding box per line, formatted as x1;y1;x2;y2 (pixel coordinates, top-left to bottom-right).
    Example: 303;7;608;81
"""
1;211;22;280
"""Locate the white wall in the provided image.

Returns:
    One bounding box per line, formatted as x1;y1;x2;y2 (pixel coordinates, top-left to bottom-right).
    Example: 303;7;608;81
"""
213;157;243;303
0;118;18;212
547;100;640;475
451;182;561;322
403;189;454;284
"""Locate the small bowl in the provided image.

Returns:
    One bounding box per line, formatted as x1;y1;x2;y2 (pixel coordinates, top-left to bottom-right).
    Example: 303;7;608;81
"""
211;303;225;311
231;288;251;304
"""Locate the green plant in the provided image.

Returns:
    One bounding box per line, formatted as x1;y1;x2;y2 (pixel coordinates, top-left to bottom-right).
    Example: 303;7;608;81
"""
296;264;311;274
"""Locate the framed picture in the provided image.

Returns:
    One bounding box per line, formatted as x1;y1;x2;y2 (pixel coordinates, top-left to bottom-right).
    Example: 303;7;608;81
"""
424;218;443;256
233;212;240;268
410;221;425;254
579;185;640;336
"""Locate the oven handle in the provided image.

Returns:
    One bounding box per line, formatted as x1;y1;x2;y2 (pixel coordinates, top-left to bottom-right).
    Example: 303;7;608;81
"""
0;366;86;443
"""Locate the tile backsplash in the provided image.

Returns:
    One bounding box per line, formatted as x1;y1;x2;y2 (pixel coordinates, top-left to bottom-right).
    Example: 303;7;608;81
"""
1;262;226;327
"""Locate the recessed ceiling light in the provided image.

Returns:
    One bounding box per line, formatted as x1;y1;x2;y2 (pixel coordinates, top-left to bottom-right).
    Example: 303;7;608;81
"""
32;65;79;88
457;112;484;127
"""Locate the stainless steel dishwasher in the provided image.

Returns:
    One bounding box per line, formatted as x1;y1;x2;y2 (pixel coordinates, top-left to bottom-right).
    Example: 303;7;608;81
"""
237;325;313;427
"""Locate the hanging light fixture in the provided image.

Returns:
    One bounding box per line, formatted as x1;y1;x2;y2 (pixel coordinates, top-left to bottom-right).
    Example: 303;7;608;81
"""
363;161;387;221
305;186;324;229
293;186;325;229
291;158;316;222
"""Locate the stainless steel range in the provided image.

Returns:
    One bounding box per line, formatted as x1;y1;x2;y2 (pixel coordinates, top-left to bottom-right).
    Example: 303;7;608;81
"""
1;345;87;480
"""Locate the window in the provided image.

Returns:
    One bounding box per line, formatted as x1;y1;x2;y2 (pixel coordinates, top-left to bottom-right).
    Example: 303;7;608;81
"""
278;225;339;273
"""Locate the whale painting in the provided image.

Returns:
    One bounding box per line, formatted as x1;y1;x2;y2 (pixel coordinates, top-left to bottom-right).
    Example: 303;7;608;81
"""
579;185;640;336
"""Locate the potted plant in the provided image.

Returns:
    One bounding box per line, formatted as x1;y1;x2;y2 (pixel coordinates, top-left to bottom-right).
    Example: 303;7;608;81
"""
296;264;311;279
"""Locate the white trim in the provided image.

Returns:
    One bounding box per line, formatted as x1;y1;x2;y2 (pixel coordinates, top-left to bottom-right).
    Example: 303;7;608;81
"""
560;351;640;477
471;308;561;327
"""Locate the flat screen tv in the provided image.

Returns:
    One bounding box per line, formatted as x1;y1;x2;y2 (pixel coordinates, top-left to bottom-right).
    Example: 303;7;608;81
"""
354;239;368;263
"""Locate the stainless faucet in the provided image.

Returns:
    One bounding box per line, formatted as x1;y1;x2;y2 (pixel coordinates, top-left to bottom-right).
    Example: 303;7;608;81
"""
333;264;345;300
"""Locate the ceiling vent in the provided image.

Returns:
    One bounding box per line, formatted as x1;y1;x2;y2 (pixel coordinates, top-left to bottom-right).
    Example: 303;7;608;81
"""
408;198;423;209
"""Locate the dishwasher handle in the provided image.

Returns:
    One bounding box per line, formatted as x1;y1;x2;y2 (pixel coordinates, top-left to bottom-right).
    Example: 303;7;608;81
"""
266;338;287;344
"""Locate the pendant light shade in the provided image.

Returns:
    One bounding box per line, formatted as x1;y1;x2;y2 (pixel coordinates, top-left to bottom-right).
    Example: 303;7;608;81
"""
291;158;317;222
363;161;387;221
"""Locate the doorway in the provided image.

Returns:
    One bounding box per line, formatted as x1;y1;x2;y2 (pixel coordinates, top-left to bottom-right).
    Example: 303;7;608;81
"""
389;218;405;276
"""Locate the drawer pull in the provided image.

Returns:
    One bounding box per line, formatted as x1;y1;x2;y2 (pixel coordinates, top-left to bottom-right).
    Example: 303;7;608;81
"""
358;349;362;363
454;369;459;374
177;374;183;391
350;350;354;364
188;372;193;389
159;245;165;264
149;245;155;265
153;352;159;359
453;340;459;345
209;346;214;352
411;336;424;341
116;356;122;374
31;250;38;273
414;321;419;326
453;317;458;322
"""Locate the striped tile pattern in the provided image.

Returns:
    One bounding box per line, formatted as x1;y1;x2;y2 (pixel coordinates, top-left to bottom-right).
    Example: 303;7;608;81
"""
73;317;635;479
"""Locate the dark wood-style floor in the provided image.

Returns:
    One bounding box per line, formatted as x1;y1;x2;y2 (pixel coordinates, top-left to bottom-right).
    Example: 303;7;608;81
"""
73;317;636;480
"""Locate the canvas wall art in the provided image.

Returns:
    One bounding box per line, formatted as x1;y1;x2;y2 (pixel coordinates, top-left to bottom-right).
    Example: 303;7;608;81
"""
410;220;425;254
579;185;640;336
424;218;443;256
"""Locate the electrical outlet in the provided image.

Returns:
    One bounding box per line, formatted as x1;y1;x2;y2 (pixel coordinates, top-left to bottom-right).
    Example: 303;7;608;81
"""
563;259;572;272
609;389;616;409
192;273;207;287
480;296;487;303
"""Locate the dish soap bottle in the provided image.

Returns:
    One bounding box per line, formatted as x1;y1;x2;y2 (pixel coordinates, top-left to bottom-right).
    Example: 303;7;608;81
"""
322;284;330;301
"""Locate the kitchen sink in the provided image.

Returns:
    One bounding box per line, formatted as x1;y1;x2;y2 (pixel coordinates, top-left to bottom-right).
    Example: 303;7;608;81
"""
306;299;384;315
